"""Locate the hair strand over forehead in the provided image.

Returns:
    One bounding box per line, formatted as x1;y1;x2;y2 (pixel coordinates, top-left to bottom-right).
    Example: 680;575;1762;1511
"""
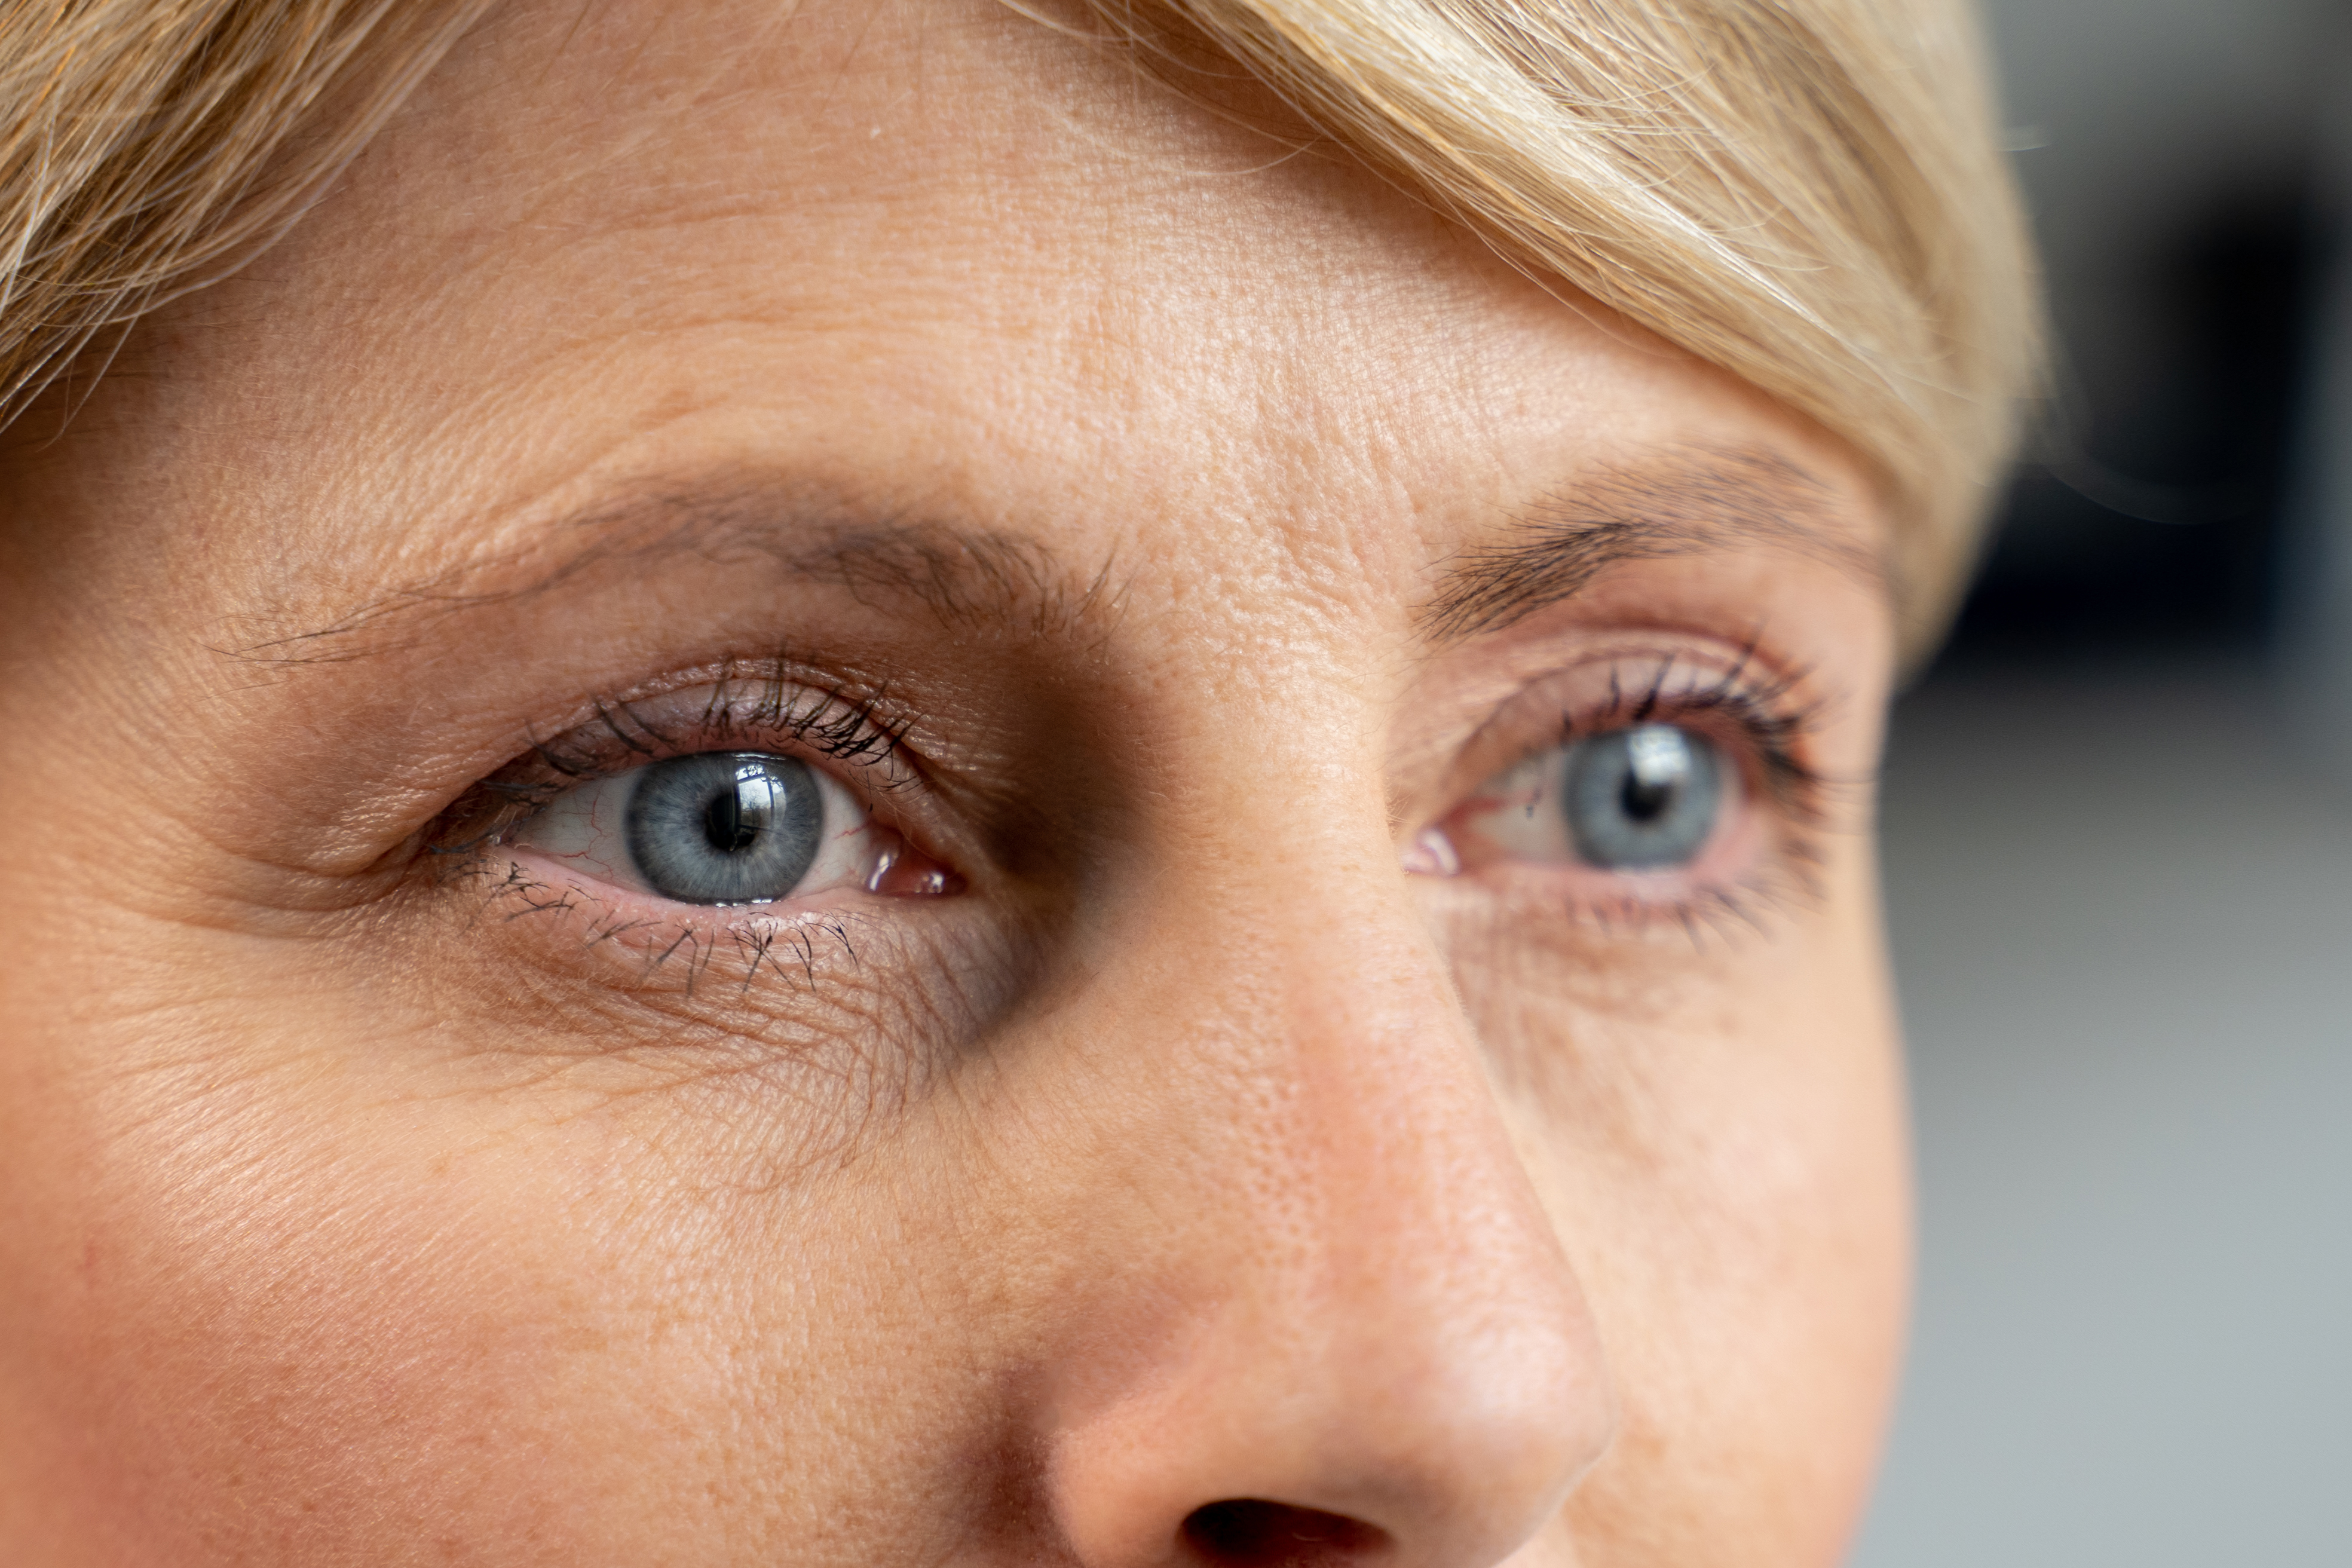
0;0;491;425
1059;0;2042;652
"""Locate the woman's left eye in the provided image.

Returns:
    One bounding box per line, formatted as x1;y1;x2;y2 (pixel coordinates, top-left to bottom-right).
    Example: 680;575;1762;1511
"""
509;751;886;905
1441;722;1739;874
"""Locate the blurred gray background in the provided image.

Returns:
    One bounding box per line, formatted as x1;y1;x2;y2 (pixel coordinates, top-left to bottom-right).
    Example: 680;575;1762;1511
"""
1850;2;2352;1563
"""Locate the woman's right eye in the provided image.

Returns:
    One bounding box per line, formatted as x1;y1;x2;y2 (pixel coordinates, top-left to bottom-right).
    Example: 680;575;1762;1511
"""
510;750;920;906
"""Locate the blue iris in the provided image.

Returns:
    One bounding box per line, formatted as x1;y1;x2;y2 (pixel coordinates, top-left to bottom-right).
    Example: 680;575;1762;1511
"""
623;752;825;904
1562;724;1722;869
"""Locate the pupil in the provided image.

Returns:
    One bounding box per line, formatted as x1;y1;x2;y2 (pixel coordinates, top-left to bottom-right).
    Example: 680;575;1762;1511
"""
1559;723;1720;872
703;774;770;854
1621;771;1674;822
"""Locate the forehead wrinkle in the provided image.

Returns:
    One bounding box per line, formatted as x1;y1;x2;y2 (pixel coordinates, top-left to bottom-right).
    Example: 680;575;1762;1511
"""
1421;446;1886;642
225;476;1113;666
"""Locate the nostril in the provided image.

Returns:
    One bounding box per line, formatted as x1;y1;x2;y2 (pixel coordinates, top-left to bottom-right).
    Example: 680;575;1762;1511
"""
1181;1500;1392;1565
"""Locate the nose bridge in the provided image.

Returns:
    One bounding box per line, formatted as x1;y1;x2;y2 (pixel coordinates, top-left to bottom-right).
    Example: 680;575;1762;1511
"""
1038;806;1613;1567
1250;865;1559;1353
1185;770;1555;1305
1256;850;1609;1468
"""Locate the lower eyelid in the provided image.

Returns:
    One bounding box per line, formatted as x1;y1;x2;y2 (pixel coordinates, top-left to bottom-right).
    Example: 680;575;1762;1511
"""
499;849;878;924
417;843;1037;1093
458;850;932;1024
1446;812;1787;938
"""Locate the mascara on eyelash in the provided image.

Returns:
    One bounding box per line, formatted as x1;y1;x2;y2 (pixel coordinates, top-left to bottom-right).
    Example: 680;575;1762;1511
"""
422;663;930;863
1561;653;1830;819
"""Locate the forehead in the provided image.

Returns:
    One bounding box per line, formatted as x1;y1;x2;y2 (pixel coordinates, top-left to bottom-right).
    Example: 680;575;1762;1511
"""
97;0;1875;630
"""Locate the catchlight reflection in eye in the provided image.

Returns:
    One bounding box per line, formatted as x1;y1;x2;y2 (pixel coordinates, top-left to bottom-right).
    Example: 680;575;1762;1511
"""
1447;722;1733;872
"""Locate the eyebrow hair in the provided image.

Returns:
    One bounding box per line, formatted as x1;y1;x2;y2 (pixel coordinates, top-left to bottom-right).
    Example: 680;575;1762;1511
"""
1421;447;1884;642
237;479;1115;664
246;449;1869;664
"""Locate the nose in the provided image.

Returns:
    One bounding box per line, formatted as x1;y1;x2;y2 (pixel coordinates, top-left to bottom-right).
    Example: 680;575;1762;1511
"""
1037;853;1615;1568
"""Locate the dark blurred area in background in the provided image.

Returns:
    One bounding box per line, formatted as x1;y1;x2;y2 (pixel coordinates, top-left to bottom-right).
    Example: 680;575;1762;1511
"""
1852;4;2351;1564
1940;0;2345;667
1957;185;2314;655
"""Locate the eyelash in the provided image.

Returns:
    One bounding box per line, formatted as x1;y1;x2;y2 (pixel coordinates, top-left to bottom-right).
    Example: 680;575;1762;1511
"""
1576;649;1826;817
1487;648;1837;939
425;658;920;864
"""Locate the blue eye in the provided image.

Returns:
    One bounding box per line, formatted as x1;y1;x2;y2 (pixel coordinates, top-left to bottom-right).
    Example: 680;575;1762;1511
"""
624;752;826;904
510;748;882;906
1561;725;1723;869
1444;721;1735;876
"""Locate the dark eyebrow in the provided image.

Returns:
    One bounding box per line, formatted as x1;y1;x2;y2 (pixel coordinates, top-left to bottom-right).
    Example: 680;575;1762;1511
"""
237;478;1114;663
1422;448;1885;642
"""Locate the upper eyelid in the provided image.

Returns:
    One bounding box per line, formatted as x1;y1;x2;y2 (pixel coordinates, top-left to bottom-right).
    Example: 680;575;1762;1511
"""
1585;683;1825;803
1569;645;1821;738
1466;655;1830;821
428;677;924;856
1499;651;1814;745
526;679;915;782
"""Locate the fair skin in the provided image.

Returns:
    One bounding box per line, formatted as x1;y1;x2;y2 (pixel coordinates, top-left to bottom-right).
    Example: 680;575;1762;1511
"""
0;1;1907;1564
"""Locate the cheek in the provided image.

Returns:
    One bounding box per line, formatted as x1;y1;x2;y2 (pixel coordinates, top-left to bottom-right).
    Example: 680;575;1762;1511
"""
1490;874;1909;1563
0;1018;957;1562
16;1077;634;1554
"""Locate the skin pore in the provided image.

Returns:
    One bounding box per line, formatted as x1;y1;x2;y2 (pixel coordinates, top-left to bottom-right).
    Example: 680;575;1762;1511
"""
0;0;1907;1564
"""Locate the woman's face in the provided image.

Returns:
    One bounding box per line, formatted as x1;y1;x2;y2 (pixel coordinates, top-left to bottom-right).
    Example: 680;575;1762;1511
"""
0;1;1907;1563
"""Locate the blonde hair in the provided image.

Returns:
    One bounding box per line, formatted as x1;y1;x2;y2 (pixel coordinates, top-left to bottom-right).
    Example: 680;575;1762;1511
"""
0;0;2035;650
0;1;488;421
